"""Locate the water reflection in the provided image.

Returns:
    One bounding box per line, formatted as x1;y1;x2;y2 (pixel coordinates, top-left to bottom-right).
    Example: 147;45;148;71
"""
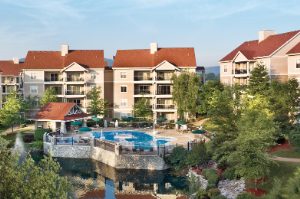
55;158;188;199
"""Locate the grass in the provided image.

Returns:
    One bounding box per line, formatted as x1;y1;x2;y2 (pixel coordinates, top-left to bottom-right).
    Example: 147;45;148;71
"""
271;149;300;159
246;161;300;193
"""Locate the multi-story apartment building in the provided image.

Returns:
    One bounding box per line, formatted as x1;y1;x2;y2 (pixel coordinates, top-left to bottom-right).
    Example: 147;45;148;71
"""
0;60;23;107
220;30;300;85
112;43;197;121
22;45;113;115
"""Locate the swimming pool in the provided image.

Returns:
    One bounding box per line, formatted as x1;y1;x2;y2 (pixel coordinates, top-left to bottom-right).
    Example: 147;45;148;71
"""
92;131;172;149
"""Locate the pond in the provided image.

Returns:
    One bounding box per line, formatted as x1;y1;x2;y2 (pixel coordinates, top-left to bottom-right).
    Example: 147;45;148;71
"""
14;133;189;199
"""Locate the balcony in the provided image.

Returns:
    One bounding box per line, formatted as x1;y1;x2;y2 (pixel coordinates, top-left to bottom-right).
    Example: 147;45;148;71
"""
234;69;248;74
45;77;63;82
134;71;152;81
134;90;151;95
66;76;84;82
156;72;173;81
65;90;85;95
2;78;18;84
156;104;175;109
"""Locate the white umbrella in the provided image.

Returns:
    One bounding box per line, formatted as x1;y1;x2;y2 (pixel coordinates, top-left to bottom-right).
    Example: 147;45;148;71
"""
115;120;119;128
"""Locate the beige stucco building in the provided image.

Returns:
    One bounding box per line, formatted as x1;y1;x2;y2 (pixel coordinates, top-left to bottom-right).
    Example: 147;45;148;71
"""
21;45;113;117
220;30;300;85
112;43;197;121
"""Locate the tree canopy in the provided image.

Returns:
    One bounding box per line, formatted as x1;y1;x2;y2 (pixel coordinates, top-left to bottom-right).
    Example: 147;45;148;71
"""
133;97;153;119
248;63;270;95
39;88;58;107
87;86;106;116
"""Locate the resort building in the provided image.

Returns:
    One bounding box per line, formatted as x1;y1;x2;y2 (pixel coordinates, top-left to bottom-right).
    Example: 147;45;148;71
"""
112;43;197;121
0;59;23;107
21;45;113;116
220;30;300;85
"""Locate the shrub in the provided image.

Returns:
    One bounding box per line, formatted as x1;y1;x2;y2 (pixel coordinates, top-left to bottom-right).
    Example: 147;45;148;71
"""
207;188;220;198
34;129;49;141
196;188;209;199
31;141;43;150
165;146;188;170
203;169;219;189
222;167;237;180
289;126;300;148
86;119;96;127
23;134;34;143
186;142;211;167
211;195;227;199
236;192;255;199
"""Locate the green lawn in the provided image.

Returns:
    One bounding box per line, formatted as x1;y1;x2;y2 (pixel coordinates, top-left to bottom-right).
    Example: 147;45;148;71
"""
247;161;300;193
271;148;300;159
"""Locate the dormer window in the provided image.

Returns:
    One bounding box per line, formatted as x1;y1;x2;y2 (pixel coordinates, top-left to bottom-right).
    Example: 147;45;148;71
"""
296;59;300;68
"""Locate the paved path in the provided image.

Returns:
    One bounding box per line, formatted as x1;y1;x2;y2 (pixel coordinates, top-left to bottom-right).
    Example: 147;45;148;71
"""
271;156;300;163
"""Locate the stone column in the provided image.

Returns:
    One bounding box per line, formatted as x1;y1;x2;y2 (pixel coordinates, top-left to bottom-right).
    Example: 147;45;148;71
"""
60;121;67;134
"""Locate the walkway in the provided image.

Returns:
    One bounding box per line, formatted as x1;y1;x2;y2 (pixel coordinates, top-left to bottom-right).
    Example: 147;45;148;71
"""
271;156;300;163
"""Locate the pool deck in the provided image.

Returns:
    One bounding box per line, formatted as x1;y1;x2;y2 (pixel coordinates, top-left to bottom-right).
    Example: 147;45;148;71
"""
64;127;209;146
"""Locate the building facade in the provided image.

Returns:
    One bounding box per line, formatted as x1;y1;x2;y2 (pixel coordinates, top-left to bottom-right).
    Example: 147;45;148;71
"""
220;30;300;85
112;43;197;121
21;45;113;116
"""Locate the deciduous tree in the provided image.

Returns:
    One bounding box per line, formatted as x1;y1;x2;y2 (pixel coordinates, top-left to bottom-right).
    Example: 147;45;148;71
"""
248;63;270;95
133;97;152;119
40;88;58;106
87;86;106;116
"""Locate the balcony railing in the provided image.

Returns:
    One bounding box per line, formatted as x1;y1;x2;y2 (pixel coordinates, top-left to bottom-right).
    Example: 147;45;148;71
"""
234;69;248;74
156;91;172;95
134;90;151;95
65;90;85;95
156;104;175;109
45;77;63;82
67;77;84;82
134;76;152;81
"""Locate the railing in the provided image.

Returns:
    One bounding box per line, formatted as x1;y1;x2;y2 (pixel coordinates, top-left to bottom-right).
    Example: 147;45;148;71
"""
134;90;151;95
134;76;152;81
67;77;84;82
156;104;175;109
234;69;247;74
65;90;85;95
44;134;92;146
156;91;172;95
44;77;63;82
94;139;116;152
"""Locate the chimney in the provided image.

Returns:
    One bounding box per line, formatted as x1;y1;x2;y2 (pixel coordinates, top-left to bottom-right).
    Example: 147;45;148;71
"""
150;42;158;54
259;30;276;42
61;44;69;56
13;58;19;64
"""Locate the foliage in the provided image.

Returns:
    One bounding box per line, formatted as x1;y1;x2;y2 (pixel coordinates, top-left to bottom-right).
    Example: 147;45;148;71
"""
283;167;300;198
248;63;270;95
87;86;106;116
166;146;188;170
263;178;284;199
34;128;49;141
30;141;44;150
236;192;255;199
207;188;221;198
198;80;224;115
172;72;201;119
133;98;153;119
289;125;300;149
39;88;58;107
195;188;209;199
186;142;211;167
0;147;70;198
228;95;276;182
0;136;8;150
203;169;219;189
210;195;227;199
0;91;23;133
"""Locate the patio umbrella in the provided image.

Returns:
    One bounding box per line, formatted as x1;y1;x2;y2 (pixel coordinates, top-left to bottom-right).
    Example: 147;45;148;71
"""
192;129;206;134
157;116;167;123
71;120;82;126
79;127;92;132
176;120;186;125
92;116;101;122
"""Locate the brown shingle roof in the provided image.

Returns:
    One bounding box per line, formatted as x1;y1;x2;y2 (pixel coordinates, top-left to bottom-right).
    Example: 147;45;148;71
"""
0;61;23;76
35;102;88;121
23;50;106;69
220;30;300;62
113;48;196;67
287;42;300;54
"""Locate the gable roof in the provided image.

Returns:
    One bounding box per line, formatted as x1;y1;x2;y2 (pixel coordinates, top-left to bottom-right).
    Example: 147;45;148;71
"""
0;61;23;76
23;50;106;69
113;48;196;68
220;30;300;62
287;42;300;55
34;102;88;121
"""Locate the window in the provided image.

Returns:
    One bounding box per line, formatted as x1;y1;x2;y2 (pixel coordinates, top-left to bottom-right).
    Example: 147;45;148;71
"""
30;73;37;80
224;65;227;72
50;73;58;81
297;59;300;68
120;99;128;107
91;72;97;80
120;72;127;79
121;86;127;93
30;86;38;94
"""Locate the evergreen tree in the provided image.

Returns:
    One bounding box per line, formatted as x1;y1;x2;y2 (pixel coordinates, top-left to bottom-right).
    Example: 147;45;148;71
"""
248;63;270;95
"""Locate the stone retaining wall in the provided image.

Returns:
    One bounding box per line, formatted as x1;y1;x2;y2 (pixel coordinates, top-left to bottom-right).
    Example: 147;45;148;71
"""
43;141;167;170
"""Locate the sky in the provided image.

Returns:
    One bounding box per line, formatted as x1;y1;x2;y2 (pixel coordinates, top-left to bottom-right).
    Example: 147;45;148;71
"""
0;0;300;67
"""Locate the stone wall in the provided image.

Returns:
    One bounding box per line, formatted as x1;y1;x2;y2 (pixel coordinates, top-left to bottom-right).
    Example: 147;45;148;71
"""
43;142;91;159
116;154;167;170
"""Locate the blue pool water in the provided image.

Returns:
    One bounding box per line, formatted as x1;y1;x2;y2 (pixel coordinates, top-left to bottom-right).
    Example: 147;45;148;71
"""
92;131;171;149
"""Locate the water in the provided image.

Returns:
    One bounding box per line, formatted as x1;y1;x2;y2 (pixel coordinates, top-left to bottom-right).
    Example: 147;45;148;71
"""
92;131;172;149
55;158;188;199
13;133;27;162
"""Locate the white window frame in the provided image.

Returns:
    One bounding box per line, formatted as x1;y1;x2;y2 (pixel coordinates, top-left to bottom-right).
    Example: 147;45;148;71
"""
296;59;300;69
120;72;127;79
224;65;227;73
121;85;127;93
30;73;37;80
120;99;128;108
30;86;38;94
